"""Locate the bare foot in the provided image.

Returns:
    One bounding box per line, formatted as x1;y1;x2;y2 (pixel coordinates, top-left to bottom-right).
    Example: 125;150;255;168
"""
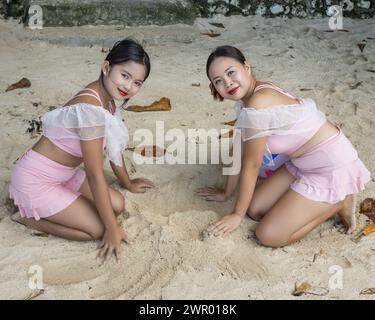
337;194;357;234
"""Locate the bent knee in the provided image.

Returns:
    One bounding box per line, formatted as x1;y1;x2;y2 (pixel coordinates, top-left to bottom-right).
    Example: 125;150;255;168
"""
88;224;105;240
111;190;125;216
247;206;265;222
255;225;287;248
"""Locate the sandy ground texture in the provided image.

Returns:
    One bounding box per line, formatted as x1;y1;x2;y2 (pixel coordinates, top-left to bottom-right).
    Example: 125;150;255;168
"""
0;15;374;300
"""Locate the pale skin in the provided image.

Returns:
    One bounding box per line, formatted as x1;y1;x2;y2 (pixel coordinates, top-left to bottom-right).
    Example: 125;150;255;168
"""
196;56;356;247
12;60;155;261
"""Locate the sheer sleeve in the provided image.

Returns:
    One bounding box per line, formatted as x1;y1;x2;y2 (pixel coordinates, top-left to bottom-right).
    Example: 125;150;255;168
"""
42;103;107;140
42;103;129;167
235;98;325;141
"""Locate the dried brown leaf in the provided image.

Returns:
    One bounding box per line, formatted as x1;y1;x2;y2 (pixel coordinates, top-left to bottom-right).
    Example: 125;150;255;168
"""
6;78;31;92
292;282;312;296
209;22;225;29
349;81;363;90
127;145;166;158
222;119;236;126
126;97;171;112
360;287;375;295
219;129;233;139
201;32;221;38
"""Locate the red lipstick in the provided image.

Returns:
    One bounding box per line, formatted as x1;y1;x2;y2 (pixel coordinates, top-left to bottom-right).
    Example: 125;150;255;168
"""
228;87;239;95
118;88;128;97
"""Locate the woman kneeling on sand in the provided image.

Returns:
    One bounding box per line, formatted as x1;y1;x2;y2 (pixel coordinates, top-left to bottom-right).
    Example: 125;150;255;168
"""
196;45;371;247
9;39;154;260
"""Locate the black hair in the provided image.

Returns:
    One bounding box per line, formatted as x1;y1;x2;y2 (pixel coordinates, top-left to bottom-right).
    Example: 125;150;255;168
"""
206;45;246;101
103;38;151;80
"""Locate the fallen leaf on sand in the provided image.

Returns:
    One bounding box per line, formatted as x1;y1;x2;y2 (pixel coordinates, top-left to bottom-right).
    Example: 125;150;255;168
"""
209;22;225;28
292;282;312;296
222;119;236;126
359;198;375;222
349;81;363;90
357;41;367;53
127;145;166;158
126;97;171;112
219;129;233;139
300;88;313;91
191;83;201;87
201;32;221;38
292;282;329;297
24;289;45;300
360;287;375;295
6;78;31;92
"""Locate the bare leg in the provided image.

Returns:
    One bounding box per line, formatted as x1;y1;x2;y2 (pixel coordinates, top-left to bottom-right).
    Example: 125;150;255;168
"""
336;194;357;234
78;177;125;216
247;166;295;221
255;189;344;247
12;196;104;241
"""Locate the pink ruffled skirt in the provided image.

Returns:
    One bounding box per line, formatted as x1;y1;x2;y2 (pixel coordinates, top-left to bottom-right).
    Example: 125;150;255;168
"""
285;130;371;204
8;148;86;220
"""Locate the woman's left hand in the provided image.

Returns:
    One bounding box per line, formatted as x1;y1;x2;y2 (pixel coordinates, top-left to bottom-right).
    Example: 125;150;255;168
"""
207;213;242;237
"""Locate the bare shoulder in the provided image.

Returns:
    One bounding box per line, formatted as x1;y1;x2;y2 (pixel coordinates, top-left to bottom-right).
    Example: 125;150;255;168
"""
64;88;102;108
245;87;298;110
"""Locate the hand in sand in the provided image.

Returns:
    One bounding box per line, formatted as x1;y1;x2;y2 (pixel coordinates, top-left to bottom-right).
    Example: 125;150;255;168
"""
195;186;228;202
97;225;132;262
129;178;155;193
207;213;242;237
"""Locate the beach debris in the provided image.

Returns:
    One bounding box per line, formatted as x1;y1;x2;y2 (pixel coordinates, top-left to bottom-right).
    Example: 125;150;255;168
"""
299;88;313;91
357;40;367;53
191;83;201;87
25;118;42;137
323;29;349;33
201;32;221;38
219;129;233;139
292;282;329;297
292;282;312;296
353;223;375;243
126;97;171;112
209;22;225;29
24;289;45;300
365;69;375;73
5;78;31;92
360;287;375;295
359;198;375;216
353;102;359;115
349;81;363;90
4;195;18;214
201;230;212;241
48;106;57;111
222;119;236;126
312;249;323;262
126;145;166;158
31;231;49;237
101;47;109;53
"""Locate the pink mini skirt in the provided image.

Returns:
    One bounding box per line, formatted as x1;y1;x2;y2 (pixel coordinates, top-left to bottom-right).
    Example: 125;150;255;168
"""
285;130;371;204
8;148;86;220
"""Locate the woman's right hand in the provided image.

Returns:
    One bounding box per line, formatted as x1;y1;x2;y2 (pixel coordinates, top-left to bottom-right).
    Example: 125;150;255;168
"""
195;186;228;202
97;225;132;262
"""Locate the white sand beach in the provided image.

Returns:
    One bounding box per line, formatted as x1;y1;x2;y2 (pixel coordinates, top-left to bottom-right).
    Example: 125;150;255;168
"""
0;15;374;299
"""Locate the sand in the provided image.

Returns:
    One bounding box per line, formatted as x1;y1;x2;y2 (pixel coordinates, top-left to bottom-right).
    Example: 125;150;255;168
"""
0;15;374;300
